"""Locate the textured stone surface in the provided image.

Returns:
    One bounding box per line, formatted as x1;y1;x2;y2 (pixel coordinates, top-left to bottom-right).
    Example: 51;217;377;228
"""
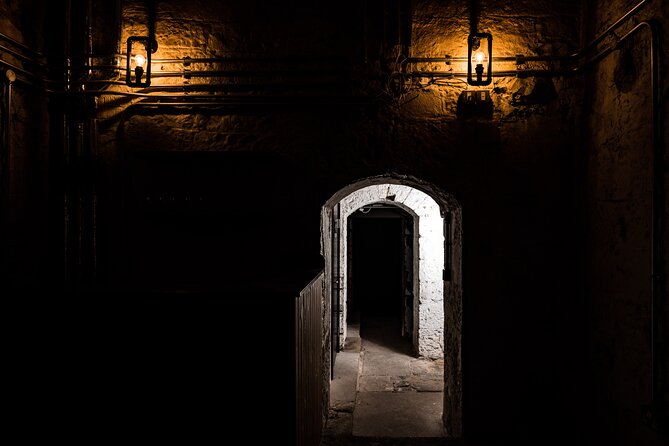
0;0;53;291
100;0;581;442
352;392;444;438
351;319;444;438
4;0;665;444
323;174;462;436
582;1;668;444
337;184;445;359
358;375;395;392
331;350;360;408
324;410;354;437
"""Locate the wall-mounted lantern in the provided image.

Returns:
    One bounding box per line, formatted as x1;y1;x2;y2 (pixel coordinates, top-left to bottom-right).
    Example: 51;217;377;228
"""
467;32;492;86
126;36;152;87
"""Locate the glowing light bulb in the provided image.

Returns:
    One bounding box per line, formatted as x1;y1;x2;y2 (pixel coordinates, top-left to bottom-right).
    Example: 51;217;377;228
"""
134;54;146;67
473;50;485;65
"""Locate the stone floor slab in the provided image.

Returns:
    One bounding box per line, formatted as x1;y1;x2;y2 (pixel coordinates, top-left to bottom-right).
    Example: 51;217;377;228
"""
361;351;412;377
358;375;395;392
331;351;360;406
352;392;444;437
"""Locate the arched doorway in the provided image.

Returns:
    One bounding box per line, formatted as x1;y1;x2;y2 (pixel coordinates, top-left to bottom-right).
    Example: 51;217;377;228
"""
321;174;463;437
348;203;414;350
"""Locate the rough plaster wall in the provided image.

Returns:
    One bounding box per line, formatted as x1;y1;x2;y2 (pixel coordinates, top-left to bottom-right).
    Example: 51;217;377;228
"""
402;0;580;122
0;0;51;290
98;0;358;289
0;0;619;441
402;1;581;440
339;184;444;359
97;0;359;154
583;0;668;443
320;205;332;424
104;0;583;164
107;0;580;440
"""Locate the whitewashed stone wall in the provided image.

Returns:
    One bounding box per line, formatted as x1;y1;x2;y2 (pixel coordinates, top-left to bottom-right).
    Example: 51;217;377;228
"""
338;184;444;359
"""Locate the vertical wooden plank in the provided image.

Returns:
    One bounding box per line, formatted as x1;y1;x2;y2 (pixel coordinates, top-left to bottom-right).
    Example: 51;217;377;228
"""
295;271;324;446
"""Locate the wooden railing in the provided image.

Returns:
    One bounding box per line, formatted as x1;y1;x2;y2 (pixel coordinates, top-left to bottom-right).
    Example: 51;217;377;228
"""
295;270;325;446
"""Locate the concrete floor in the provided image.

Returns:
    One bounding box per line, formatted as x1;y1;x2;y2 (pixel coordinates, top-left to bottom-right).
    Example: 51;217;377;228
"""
322;317;445;444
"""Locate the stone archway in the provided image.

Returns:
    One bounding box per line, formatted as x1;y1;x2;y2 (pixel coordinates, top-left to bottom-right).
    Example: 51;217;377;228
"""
337;185;444;358
321;174;463;437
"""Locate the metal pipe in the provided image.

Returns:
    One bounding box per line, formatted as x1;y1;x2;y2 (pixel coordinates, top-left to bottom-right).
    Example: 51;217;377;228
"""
395;11;662;418
73;88;375;105
396;0;402;50
150;55;353;64
79;53;125;59
0;71;14;272
72;0;647;85
129;97;371;107
570;0;650;59
403;20;656;81
81;90;180;98
0;0;647;88
138;82;344;91
114;0;122;58
80;80;126;85
80;65;123;70
362;0;368;64
2;70;15;194
22;78;348;96
399;57;442;72
150;69;345;78
573;22;654;73
0;43;48;67
469;0;478;35
148;0;156;52
646;19;664;428
401;0;650;78
406;70;567;78
0;58;41;80
0;31;48;59
84;0;96;288
404;55;569;63
635;20;664;426
400;55;570;72
86;0;93;79
110;95;372;117
62;0;72;291
571;20;664;424
7;73;12;140
10;74;48;93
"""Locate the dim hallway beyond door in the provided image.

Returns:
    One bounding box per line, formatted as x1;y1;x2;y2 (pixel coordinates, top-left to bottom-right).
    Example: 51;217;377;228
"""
323;316;445;444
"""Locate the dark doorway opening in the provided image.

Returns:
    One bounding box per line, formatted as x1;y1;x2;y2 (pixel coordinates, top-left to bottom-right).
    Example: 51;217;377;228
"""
348;205;413;353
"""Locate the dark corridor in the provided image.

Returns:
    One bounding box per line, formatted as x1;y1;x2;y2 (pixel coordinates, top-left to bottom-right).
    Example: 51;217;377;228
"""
349;206;410;338
2;0;667;444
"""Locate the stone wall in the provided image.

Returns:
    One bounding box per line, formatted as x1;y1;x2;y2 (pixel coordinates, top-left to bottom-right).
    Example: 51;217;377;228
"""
581;0;668;443
322;174;464;435
0;0;57;290
94;0;585;442
337;183;445;359
5;0;667;444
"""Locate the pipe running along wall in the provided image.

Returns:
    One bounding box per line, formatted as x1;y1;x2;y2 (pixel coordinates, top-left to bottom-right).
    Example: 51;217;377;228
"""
0;0;663;422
